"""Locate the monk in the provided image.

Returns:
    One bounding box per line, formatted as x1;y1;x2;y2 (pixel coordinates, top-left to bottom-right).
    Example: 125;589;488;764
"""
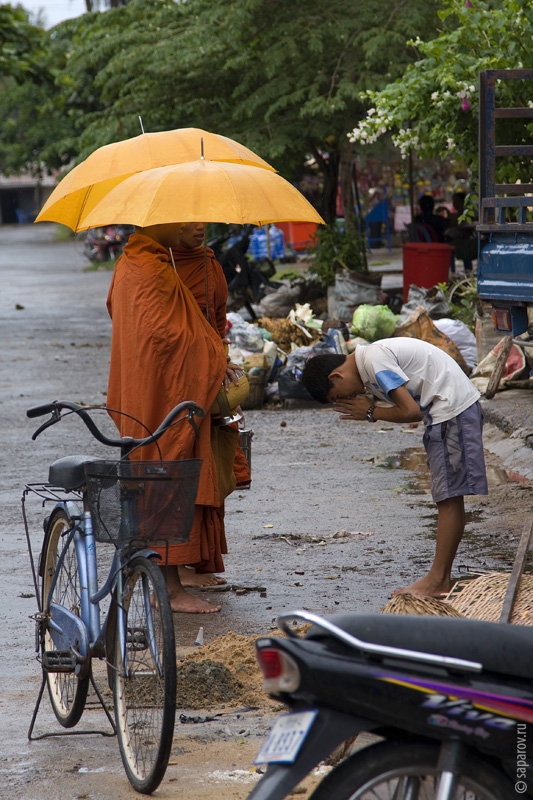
106;221;250;613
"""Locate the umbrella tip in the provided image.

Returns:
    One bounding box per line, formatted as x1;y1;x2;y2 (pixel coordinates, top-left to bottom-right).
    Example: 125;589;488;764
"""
139;115;145;134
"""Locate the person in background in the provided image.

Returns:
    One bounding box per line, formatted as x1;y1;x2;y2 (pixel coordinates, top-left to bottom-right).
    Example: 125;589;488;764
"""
445;189;477;274
414;193;448;243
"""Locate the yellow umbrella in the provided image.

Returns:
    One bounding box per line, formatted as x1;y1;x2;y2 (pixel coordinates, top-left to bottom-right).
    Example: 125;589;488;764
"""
35;128;275;231
74;160;325;232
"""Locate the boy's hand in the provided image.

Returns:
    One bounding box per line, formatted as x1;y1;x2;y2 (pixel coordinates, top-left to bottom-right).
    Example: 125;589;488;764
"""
332;394;372;420
332;385;423;424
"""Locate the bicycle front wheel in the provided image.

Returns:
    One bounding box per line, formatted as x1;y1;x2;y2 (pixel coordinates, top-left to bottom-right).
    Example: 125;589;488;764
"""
113;555;176;794
41;508;89;727
309;739;512;800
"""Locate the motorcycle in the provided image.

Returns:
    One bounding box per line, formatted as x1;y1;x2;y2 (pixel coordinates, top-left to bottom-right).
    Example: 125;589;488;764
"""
208;225;282;320
83;225;134;263
246;609;533;799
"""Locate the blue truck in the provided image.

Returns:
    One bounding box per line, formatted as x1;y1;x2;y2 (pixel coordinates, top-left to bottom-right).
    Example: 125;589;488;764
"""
477;69;533;337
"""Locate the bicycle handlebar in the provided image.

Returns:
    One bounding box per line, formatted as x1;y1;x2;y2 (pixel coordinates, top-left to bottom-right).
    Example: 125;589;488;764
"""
27;400;205;450
27;402;58;419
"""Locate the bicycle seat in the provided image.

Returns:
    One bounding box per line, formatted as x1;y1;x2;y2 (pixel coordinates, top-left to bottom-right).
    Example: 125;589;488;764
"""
49;455;103;491
307;613;533;680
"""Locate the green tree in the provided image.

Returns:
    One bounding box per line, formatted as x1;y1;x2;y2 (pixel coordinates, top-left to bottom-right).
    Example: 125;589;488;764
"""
167;0;446;223
0;0;445;219
0;4;44;79
350;0;533;182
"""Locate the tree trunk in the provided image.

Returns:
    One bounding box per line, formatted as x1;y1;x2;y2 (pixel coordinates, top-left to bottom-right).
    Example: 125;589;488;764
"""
339;140;357;236
312;147;339;225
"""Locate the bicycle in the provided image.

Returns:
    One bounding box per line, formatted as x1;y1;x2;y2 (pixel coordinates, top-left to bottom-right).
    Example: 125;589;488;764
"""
22;399;204;794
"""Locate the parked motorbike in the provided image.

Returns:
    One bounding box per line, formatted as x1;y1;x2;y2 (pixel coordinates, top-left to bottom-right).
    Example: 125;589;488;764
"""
83;225;134;263
247;609;533;799
208;225;282;320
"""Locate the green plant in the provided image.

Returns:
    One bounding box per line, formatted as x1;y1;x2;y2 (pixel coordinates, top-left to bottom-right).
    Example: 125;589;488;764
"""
307;223;366;287
54;224;75;241
440;275;480;331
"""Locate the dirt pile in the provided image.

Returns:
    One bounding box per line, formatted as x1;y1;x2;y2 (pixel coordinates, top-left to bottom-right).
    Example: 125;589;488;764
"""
177;631;281;710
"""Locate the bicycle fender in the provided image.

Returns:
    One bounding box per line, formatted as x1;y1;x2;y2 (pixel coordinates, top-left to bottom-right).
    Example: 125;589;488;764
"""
102;548;162;690
127;547;161;562
246;709;376;800
39;501;82;578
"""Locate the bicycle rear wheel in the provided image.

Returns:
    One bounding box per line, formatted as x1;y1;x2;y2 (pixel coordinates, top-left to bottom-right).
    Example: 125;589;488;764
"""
41;508;89;727
113;555;176;794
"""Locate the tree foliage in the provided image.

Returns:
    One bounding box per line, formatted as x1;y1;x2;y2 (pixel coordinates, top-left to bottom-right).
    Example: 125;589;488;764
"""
0;0;445;218
0;4;44;79
350;0;533;181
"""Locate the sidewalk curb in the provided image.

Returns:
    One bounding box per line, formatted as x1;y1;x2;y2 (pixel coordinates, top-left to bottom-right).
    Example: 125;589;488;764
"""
481;400;533;450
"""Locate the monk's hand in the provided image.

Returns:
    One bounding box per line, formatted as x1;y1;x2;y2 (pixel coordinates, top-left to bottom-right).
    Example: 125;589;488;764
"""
332;394;373;421
224;364;243;390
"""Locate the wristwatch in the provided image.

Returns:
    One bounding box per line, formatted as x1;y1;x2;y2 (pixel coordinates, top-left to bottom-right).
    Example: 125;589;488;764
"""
366;405;377;423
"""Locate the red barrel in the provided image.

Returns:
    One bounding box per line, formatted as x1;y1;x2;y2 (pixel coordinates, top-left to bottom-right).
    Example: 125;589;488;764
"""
402;243;453;301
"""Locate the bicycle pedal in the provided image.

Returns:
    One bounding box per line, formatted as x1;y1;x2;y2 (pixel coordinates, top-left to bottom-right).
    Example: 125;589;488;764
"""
43;650;77;672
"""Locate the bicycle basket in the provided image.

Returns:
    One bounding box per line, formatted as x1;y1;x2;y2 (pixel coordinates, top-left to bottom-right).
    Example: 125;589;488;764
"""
84;459;202;545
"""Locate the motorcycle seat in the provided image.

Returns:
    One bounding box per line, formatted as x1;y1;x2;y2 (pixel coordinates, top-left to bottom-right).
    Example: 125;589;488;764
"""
307;612;533;680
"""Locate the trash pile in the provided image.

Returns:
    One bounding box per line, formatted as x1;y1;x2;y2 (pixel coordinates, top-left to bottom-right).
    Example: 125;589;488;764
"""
225;277;489;405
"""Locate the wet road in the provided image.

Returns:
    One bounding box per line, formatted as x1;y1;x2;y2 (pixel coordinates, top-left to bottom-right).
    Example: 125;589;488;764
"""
0;224;523;798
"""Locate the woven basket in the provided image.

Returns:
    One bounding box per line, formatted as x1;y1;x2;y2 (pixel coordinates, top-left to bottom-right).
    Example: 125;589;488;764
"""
446;572;533;625
380;593;464;618
380;573;533;626
241;373;266;409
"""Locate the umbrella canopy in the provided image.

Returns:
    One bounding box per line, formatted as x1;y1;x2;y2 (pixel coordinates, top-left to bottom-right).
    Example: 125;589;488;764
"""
36;128;275;231
74;160;325;232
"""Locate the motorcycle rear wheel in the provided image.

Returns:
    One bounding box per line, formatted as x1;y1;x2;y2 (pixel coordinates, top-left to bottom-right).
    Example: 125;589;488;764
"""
309;739;512;799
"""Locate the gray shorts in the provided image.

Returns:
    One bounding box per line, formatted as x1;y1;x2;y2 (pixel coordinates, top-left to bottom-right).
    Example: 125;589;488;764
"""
423;401;488;504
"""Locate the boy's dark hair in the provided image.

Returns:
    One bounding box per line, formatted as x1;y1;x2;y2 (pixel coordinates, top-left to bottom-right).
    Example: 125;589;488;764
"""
301;353;347;404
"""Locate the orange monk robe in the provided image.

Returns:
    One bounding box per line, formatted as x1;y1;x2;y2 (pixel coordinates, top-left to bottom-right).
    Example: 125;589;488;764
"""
171;244;252;488
106;233;229;571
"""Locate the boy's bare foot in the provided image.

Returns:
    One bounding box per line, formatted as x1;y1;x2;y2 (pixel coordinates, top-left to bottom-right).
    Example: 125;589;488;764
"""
391;576;452;600
178;565;227;587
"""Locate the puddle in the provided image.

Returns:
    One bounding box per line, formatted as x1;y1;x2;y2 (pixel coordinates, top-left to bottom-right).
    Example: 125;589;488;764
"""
373;448;431;494
374;447;518;494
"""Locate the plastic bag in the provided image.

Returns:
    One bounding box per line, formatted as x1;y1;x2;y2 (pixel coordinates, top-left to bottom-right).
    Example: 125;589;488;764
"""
350;304;399;342
399;285;452;322
258;284;302;318
328;270;381;320
470;340;527;394
226;312;265;352
394;306;469;374
434;318;478;370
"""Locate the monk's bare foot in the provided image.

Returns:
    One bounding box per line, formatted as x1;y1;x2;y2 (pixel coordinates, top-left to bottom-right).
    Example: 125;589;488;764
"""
391;576;452;600
163;565;222;612
178;565;227;588
168;592;221;613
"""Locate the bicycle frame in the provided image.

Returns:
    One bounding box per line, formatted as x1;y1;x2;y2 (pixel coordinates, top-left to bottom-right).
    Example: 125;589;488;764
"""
45;498;160;669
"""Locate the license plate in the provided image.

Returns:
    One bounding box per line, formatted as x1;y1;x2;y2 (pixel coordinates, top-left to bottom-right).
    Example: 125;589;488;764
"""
254;710;318;764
